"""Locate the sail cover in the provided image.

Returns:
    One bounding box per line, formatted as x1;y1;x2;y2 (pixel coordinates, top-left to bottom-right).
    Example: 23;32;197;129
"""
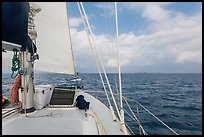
33;2;75;75
2;2;35;72
2;2;35;53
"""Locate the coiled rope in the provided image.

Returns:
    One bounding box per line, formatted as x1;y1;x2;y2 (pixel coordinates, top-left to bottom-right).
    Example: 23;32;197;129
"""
11;50;21;78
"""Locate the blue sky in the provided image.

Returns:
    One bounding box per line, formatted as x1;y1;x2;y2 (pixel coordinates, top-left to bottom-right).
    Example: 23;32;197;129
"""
66;2;202;73
2;2;201;74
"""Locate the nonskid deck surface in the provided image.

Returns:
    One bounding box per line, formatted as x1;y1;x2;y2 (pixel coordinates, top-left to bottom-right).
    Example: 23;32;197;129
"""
83;92;125;135
2;90;128;135
3;107;97;135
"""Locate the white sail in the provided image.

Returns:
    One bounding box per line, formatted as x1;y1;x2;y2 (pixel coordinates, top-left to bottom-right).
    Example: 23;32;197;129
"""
34;2;75;75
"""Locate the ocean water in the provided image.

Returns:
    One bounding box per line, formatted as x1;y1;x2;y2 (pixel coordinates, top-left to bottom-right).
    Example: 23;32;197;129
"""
2;73;202;135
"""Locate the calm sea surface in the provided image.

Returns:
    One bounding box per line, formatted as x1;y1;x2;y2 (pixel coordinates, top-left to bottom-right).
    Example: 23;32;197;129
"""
2;73;202;135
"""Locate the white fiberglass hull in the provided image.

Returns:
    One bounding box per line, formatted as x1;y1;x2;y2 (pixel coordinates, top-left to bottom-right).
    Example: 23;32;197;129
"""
2;91;131;135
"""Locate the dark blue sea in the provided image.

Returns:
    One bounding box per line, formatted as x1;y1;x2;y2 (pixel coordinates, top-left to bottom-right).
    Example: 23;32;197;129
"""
2;73;202;135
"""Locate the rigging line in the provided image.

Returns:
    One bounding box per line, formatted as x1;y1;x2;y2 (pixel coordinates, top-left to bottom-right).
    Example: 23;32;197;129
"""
85;89;147;135
77;3;116;121
114;2;123;111
114;2;128;134
101;3;116;89
102;3;119;104
137;101;179;135
80;2;121;122
109;3;119;104
124;97;179;135
105;3;119;103
123;107;147;135
86;88;172;134
122;96;147;135
77;3;112;110
86;88;147;135
136;103;142;135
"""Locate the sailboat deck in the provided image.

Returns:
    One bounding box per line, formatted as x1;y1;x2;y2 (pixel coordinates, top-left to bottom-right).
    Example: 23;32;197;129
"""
3;107;97;135
2;92;128;135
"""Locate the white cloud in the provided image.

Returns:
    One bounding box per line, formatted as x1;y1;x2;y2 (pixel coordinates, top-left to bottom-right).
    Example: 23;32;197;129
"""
70;5;201;72
121;2;174;12
175;51;202;64
2;3;201;73
142;4;172;22
69;17;82;27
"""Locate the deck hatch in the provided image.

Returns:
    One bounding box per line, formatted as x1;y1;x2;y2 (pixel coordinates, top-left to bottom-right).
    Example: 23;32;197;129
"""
50;87;75;106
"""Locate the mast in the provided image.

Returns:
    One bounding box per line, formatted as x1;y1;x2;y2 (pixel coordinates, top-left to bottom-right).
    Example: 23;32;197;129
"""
2;2;40;113
20;2;41;113
20;50;36;113
114;2;128;134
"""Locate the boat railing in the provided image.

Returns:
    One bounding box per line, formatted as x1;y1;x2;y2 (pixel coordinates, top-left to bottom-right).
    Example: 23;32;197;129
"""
86;89;179;135
122;96;147;135
122;96;179;135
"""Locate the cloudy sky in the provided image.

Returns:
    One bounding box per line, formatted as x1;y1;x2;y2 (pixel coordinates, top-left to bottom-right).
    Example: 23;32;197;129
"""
66;2;202;73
